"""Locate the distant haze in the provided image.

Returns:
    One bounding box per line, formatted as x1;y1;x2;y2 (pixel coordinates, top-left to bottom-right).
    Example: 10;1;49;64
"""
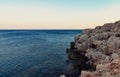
0;0;120;29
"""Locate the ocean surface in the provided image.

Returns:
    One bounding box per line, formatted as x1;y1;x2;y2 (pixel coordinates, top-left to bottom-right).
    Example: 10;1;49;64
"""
0;30;82;77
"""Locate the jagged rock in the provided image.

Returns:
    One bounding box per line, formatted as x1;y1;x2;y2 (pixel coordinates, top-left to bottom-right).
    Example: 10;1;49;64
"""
67;20;120;77
80;71;96;77
79;52;120;77
111;53;119;60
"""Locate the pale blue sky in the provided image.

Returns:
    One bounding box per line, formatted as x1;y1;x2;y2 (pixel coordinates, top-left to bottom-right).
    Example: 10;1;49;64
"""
0;0;120;29
0;0;120;9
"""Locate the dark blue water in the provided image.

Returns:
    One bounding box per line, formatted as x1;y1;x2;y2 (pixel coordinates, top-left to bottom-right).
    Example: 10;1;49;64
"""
0;30;82;77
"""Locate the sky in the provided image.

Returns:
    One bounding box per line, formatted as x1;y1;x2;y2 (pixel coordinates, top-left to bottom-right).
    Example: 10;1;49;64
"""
0;0;120;29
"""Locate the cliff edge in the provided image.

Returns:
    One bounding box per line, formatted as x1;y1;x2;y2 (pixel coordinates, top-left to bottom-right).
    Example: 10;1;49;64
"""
67;20;120;77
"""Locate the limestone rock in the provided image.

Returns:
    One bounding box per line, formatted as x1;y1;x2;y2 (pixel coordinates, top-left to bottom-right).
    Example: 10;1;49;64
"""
67;20;120;77
80;71;96;77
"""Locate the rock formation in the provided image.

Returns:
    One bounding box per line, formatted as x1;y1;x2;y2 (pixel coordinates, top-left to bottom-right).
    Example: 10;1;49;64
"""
67;20;120;77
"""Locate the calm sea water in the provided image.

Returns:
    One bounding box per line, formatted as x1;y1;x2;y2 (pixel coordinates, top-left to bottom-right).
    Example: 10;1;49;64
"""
0;30;82;77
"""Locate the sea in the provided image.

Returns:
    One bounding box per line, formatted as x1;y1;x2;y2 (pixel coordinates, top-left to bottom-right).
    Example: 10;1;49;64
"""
0;30;82;77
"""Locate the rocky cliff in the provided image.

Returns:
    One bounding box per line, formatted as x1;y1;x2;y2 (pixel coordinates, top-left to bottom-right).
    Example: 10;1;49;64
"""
67;20;120;77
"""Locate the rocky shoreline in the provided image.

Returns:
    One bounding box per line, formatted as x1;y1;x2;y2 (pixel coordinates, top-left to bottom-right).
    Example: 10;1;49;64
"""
67;20;120;77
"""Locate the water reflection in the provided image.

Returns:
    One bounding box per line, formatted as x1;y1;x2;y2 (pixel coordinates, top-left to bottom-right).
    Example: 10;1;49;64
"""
64;59;81;77
66;56;95;77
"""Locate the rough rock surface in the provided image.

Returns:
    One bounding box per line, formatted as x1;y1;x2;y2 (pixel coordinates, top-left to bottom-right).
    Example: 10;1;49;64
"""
80;54;120;77
67;20;120;77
